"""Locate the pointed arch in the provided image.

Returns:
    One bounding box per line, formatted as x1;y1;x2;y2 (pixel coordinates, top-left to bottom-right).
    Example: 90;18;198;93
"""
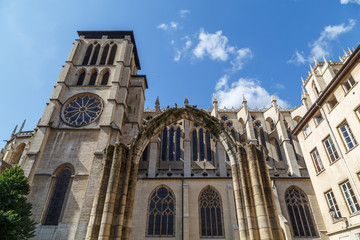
198;185;224;237
100;69;110;85
76;69;86;85
43;164;74;225
90;43;100;65
285;186;317;237
89;70;98;85
146;185;175;236
82;43;93;65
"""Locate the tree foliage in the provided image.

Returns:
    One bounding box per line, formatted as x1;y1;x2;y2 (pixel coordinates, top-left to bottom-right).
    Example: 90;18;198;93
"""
0;166;36;240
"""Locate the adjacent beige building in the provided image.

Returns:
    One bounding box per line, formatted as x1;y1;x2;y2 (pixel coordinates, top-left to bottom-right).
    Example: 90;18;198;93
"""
0;31;358;240
293;47;360;240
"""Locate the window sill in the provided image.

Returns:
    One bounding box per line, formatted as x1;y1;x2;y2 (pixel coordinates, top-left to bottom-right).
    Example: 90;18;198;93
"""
314;119;324;128
345;144;359;154
328;102;340;114
315;169;326;176
349;210;360;218
329;158;341;166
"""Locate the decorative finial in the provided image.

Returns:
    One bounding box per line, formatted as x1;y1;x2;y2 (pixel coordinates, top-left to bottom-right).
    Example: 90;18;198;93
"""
155;96;161;112
301;77;305;85
322;56;328;64
19;120;26;133
313;56;318;64
184;96;189;105
213;94;218;103
242;94;247;103
271;95;277;102
11;125;18;136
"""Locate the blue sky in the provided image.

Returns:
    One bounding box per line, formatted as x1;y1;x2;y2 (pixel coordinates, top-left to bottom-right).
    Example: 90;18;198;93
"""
0;0;359;143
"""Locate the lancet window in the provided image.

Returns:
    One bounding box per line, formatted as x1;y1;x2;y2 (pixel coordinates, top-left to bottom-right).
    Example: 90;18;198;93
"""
76;70;86;85
44;166;73;225
147;186;175;236
192;126;212;161
89;71;98;85
285;186;317;237
99;41;118;65
199;186;224;237
101;71;109;85
161;127;181;161
82;42;101;65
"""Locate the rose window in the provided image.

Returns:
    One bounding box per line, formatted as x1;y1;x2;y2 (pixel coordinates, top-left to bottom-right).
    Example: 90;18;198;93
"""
62;94;103;126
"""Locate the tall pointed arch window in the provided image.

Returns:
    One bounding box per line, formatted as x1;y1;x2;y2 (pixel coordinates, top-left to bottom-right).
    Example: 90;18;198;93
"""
285;186;317;237
162;127;182;161
192;127;213;162
199;186;224;237
99;41;117;65
89;71;98;85
76;70;86;85
147;186;175;236
44;166;73;225
82;42;101;65
101;71;109;85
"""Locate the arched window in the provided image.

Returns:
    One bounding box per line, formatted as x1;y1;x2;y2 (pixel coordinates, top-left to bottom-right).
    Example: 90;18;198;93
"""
275;138;283;161
77;71;86;85
99;44;109;65
285;186;317;237
44;167;73;225
82;44;93;65
147;186;175;236
108;44;117;65
89;71;98;85
162;128;168;161
192;129;198;161
199;128;205;161
175;128;181;161
199;186;224;237
90;44;100;65
168;128;174;161
206;130;212;162
101;72;109;85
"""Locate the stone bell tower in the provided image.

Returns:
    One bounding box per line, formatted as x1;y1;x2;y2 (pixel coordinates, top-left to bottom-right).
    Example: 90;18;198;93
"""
21;31;147;239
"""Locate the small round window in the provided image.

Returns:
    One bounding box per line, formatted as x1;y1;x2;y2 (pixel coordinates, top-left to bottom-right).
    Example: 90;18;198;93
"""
62;93;103;126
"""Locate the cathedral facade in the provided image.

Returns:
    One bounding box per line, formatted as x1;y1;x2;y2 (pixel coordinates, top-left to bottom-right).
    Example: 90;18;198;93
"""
0;31;359;240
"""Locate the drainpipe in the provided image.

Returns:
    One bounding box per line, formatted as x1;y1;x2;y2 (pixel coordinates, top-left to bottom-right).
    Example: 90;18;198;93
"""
182;178;184;240
316;103;360;200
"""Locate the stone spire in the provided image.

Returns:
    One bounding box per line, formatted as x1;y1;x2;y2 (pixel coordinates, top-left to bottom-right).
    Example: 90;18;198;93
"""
271;95;278;113
155;96;161;112
184;96;189;105
242;95;248;110
19;119;26;133
212;94;218;117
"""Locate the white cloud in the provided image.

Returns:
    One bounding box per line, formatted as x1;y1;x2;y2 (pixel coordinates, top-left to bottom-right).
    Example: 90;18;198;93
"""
193;29;232;61
157;22;179;31
310;19;356;59
214;76;288;108
170;21;178;30
180;9;190;17
340;0;360;4
287;50;306;65
172;36;193;62
230;48;253;71
157;23;168;31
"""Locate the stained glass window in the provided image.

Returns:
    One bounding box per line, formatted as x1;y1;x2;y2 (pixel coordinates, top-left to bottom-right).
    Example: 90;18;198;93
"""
162;128;168;161
199;186;224;237
176;128;181;161
147;186;175;236
169;128;174;161
206;131;212;162
44;168;72;225
285;186;317;237
192;129;198;161
199;128;205;161
62;94;103;126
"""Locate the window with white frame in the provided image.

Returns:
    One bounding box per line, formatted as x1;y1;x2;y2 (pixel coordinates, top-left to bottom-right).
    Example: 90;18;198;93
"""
303;125;311;137
340;181;360;214
323;136;339;163
311;148;324;173
325;190;341;220
356;106;360;119
338;122;357;151
326;95;338;112
342;75;356;92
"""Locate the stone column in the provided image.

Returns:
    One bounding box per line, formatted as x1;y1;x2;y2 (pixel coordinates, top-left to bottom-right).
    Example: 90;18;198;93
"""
121;161;139;240
148;137;159;178
230;157;247;239
246;144;272;240
183;120;191;177
98;144;124;239
183;182;189;240
217;143;227;177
